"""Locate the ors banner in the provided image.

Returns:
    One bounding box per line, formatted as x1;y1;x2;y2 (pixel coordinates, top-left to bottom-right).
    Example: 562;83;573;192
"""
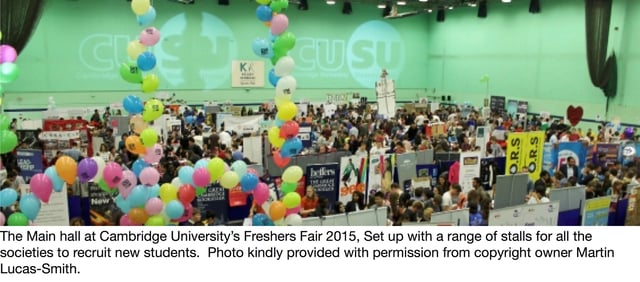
506;131;544;180
505;132;526;175
231;60;265;87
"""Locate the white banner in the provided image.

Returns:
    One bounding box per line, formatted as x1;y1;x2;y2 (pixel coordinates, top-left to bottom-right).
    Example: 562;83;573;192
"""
489;201;560;226
459;151;482;192
231;60;265;87
20;184;70;226
223;115;264;134
38;130;80;141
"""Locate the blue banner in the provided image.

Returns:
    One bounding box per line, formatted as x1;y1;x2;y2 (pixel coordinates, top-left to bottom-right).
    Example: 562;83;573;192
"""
297;125;313;148
542;142;556;176
619;142;639;166
306;163;340;210
195;183;229;223
557;142;587;176
16;149;44;183
416;164;439;188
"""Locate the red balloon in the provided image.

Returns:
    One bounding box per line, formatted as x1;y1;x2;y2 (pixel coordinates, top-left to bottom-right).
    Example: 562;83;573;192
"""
279;121;300;139
178;184;196;204
273;149;291;168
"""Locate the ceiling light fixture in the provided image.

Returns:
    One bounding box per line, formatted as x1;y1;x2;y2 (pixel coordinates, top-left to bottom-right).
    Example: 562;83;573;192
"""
502;0;512;3
326;0;336;5
377;2;386;9
419;0;429;2
397;1;406;5
448;6;454;10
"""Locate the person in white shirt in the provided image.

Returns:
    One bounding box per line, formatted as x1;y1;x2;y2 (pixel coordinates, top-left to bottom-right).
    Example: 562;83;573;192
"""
527;184;550;205
218;130;232;148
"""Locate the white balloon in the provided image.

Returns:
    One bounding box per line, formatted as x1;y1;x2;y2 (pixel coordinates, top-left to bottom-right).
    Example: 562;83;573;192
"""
261;202;271;214
285;214;302;226
171;177;182;188
274;56;295;77
275;75;297;97
274;219;286;226
91;157;106;182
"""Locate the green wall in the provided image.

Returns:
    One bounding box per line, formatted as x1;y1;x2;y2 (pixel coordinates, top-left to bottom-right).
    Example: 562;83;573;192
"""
3;0;640;125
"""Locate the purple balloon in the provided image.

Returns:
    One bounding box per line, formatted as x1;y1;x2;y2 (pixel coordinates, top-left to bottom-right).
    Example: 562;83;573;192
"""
78;158;98;183
0;45;17;64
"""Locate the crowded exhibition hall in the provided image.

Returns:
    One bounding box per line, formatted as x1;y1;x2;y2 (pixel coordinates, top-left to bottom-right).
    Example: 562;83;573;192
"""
0;0;638;227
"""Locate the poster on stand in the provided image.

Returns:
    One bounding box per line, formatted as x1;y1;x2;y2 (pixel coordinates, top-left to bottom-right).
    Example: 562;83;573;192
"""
339;155;368;204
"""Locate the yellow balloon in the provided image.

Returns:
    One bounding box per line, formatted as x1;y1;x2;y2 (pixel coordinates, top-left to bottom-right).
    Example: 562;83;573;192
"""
274;93;291;108
277;101;297;121
159;184;178;203
131;0;151;15
220;171;239;189
207;157;226;182
142;74;160;93
256;0;271;4
142;99;164;122
268;126;285;148
282;165;303;183
127;40;146;60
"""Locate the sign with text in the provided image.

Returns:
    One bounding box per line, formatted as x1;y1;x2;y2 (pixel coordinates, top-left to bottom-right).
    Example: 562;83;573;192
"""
17;149;44;183
231;60;265;87
195;183;229;223
305;163;340;210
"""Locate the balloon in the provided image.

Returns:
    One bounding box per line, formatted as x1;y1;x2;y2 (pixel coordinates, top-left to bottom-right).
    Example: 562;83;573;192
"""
159;183;178;203
174;203;193;223
192;168;211;188
0;212;4;226
270;14;289;35
272;149;290;168
55;156;77;184
140;128;158;148
145;215;165;226
141;74;160;93
171;177;182;189
130;115;148;134
78;158;98;183
7;212;29;226
274;93;291;108
103;162;124;188
45;167;64;193
178;166;195;186
115;194;132;213
282;192;301;209
123;95;144;114
30;173;53;203
136;51;157;71
126;135;146;155
286;205;301;216
256;0;271;5
247;168;258;176
274;55;295;77
269;201;287;221
231;160;248;178
147;184;160;199
119;214;135;226
282;166;303;183
118;170;137;199
0;45;17;63
268;69;280;87
252;38;273;59
280;181;297;195
132;158;149;177
145;198;164;215
129;185;149;207
178;184;196;204
252;213;269;226
253;182;270;205
285;214;303;226
127;40;146;60
275;75;296;98
268;126;285;148
0;130;18;154
139;167;160;186
128;208;149;225
193;159;208;170
277;101;297;121
220;171;240;189
273;31;296;53
19;193;41;220
240;173;259;193
143;143;163;164
0;63;19;83
131;0;151;15
0;115;10;130
140;27;161;46
142;99;164;122
207;157;226;182
166;200;185;220
281;137;303;158
0;188;18;208
137;6;156;26
270;0;289;13
280;121;300;138
257;5;273;22
119;62;143;84
91;156;106;182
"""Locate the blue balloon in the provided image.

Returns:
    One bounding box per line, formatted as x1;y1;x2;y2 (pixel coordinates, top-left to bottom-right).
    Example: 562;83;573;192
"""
115;194;131;213
275;118;284;127
252;213;269;226
252;38;273;58
195;159;209;170
123;95;144;115
128;185;149;207
166;200;185;220
0;188;18;208
19;193;41;221
44;166;65;193
147;184;160;199
280;137;303;158
178;166;195;186
264;217;275;226
269;32;277;43
185;115;196;124
132;159;149;178
240;173;259;193
136;51;157;71
268;69;280;87
256;5;273;22
137;6;157;26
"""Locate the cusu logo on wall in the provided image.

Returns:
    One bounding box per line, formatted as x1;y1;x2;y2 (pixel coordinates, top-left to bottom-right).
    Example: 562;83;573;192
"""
154;12;237;89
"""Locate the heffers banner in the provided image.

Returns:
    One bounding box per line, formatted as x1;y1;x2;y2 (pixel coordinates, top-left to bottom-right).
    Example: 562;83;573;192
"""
305;163;340;210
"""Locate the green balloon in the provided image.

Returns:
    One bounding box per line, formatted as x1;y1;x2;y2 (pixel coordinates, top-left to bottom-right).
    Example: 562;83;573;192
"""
283;192;301;208
119;62;143;84
195;187;206;197
142;99;164;122
8;212;29;226
0;63;19;84
140;128;158;147
273;31;296;53
98;178;115;193
271;49;287;65
145;215;166;226
0;115;11;130
270;0;288;12
0;130;18;154
280;181;297;195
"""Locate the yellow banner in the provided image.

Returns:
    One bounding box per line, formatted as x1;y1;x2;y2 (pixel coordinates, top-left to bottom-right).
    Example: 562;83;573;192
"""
523;131;546;181
505;132;527;175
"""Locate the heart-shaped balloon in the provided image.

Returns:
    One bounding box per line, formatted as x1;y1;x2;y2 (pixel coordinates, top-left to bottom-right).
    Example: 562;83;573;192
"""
272;149;290;168
566;105;583;127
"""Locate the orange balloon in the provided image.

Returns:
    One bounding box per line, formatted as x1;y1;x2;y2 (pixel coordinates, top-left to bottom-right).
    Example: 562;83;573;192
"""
125;135;146;155
269;201;286;221
264;21;271;27
128;208;149;225
55;156;77;184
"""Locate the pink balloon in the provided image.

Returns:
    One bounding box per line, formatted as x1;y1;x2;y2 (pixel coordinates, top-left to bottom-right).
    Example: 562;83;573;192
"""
247;168;258;176
192;167;211;188
119;214;135;226
270;14;289;35
0;45;17;64
139;167;160;186
0;212;5;226
30;173;53;204
252;182;269;205
143;143;163;163
103;162;124;188
285;205;301;216
118;170;137;199
145;198;164;215
139;27;161;46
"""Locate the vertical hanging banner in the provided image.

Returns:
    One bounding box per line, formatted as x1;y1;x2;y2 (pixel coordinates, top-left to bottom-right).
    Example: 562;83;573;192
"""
505;132;527;175
459;151;482;190
523;131;545;181
305;163;339;209
339;155;367;204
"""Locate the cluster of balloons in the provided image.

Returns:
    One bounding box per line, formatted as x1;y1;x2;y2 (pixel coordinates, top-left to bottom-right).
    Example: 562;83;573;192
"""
121;0;161;94
0;31;20;92
252;165;304;226
0;114;18;154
